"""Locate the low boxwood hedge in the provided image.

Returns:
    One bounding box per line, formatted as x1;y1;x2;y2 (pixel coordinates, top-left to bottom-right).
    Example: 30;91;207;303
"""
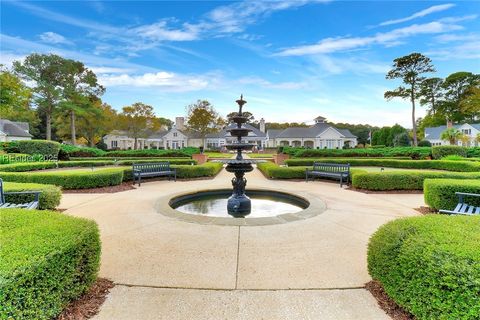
0;209;100;320
352;171;480;191
120;161;224;181
0;168;124;189
3;182;61;209
257;162;365;180
368;215;480;319
290;146;432;159
285;158;480;172
0;162;57;172
432;145;468;159
424;179;480;211
11;140;61;157
60;144;107;157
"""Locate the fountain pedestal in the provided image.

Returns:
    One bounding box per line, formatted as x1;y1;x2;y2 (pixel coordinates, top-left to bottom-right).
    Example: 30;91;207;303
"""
225;95;255;217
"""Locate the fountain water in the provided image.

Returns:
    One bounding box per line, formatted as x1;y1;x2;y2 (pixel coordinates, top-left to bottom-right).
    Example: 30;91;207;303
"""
224;95;255;217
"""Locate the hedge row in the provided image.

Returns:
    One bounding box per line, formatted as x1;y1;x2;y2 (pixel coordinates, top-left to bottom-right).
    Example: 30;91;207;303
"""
0;159;197;172
70;157;191;161
121;162;224;181
352;171;480;190
60;144;107;157
5;140;61;157
431;145;467;159
368;215;480;319
424;179;480;211
3;182;61;209
285;158;480;172
0;168;124;189
290;147;432;159
257;162;364;180
0;209;100;320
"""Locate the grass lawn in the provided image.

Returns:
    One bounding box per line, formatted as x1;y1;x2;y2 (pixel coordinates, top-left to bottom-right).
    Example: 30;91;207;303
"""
248;153;275;158
204;152;233;158
355;166;448;172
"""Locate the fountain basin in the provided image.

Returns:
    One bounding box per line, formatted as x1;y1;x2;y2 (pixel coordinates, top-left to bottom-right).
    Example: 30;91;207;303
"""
156;189;326;226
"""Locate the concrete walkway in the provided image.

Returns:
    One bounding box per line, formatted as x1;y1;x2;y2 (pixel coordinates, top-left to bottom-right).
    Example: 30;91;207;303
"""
61;167;423;319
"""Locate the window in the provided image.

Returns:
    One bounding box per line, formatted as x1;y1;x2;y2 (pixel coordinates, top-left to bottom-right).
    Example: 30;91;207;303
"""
462;129;471;135
111;141;118;148
173;132;178;137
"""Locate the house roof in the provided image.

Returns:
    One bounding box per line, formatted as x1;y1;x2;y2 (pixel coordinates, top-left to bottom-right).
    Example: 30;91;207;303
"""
205;123;266;139
273;123;357;139
425;123;480;140
266;129;283;139
0;119;32;137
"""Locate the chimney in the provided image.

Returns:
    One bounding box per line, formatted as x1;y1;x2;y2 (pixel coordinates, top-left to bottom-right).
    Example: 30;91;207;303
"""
447;119;453;129
175;117;185;131
259;118;265;133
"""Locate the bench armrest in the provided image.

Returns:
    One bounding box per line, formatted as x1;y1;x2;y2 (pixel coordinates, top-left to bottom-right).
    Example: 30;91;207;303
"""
456;192;480;198
133;169;141;173
4;191;42;201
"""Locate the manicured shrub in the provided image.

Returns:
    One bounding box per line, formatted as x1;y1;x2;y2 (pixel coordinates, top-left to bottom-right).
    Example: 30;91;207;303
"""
105;148;197;158
0;168;124;189
0;162;57;172
291;147;431;159
3;182;61;209
368;215;480;319
60;144;107;157
121;162;223;181
352;171;480;190
432;145;467;159
467;147;480;158
257;162;305;179
424;179;480;211
0;209;100;320
417;140;432;147
285;158;480;172
14;140;61;157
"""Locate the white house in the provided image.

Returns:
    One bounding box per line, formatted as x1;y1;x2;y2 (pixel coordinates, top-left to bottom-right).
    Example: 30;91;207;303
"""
266;116;357;149
103;117;202;150
0;119;32;142
205;121;268;150
425;122;480;146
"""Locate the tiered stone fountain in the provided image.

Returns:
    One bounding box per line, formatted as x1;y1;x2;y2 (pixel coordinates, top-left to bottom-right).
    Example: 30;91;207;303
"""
224;95;255;217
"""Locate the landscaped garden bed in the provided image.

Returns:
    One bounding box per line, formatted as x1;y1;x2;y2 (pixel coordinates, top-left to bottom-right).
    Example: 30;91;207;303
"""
2;181;61;209
424;178;480;211
0;209;101;320
368;215;480;320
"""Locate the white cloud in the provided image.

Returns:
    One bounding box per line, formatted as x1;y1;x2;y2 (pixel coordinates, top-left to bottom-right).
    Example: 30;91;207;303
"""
276;21;463;56
237;76;306;89
39;31;72;45
309;55;390;75
379;3;455;26
426;41;480;60
98;71;214;92
131;20;200;42
434;33;480;43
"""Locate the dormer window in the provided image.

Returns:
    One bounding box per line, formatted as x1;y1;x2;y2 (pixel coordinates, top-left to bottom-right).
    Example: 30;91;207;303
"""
173;132;178;137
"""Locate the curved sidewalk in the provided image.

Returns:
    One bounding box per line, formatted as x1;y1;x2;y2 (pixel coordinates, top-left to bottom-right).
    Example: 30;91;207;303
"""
61;167;423;319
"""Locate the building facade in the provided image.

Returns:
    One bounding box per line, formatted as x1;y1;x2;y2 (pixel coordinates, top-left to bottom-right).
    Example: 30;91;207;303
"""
0;119;32;142
425;122;480;146
266;116;357;149
205;122;267;150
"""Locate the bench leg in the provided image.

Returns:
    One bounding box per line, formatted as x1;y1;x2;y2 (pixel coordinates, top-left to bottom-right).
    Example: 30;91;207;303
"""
174;172;177;182
138;176;141;187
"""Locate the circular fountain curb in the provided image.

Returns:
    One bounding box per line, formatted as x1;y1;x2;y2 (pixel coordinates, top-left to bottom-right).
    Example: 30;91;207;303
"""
155;188;327;226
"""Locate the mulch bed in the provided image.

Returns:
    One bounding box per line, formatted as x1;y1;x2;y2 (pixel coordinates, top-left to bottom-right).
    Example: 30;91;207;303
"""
57;278;114;320
63;182;135;194
365;280;414;320
415;206;438;215
348;187;423;194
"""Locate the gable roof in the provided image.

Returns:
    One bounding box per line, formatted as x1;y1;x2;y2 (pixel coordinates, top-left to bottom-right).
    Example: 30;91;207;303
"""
205;123;266;139
266;129;283;139
0;119;32;137
425;123;480;140
275;123;356;139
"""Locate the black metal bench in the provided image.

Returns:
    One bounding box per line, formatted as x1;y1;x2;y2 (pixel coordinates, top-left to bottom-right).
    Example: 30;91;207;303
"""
440;192;480;215
305;162;350;187
133;162;176;186
0;178;41;210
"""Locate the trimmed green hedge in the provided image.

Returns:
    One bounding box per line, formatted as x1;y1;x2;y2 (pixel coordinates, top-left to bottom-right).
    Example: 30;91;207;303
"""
0;168;124;189
257;162;365;180
3;182;61;209
352;171;480;191
368;215;480;319
0;209;100;320
121;162;224;181
432;145;468;159
70;156;191;161
104;148;198;158
291;147;431;159
10;140;61;157
60;144;107;157
424;179;480;211
285;158;480;172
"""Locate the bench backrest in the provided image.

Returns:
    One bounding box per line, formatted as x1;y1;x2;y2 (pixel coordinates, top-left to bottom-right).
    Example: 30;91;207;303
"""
312;162;350;173
133;162;171;172
0;179;4;204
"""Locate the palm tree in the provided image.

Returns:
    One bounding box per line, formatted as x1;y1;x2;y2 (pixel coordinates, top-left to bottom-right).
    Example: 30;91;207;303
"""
440;128;462;145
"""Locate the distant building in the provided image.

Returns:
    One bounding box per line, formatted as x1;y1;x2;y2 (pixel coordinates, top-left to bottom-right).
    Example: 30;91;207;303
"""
205;123;267;150
0;119;32;142
266;116;357;149
425;121;480;146
103;117;202;150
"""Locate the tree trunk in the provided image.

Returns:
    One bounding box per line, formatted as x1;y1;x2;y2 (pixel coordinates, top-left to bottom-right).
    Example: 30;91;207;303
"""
46;112;52;141
134;137;138;150
70;110;76;145
411;86;418;146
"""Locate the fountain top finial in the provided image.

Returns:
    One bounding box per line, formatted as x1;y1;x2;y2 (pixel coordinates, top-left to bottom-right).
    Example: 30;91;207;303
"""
236;94;247;114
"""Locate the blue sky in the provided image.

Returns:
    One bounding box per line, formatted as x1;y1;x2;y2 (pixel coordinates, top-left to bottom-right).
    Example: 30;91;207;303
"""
1;1;479;127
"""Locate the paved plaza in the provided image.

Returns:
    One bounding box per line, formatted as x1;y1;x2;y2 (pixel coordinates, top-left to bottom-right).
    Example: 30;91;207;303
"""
60;167;423;320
